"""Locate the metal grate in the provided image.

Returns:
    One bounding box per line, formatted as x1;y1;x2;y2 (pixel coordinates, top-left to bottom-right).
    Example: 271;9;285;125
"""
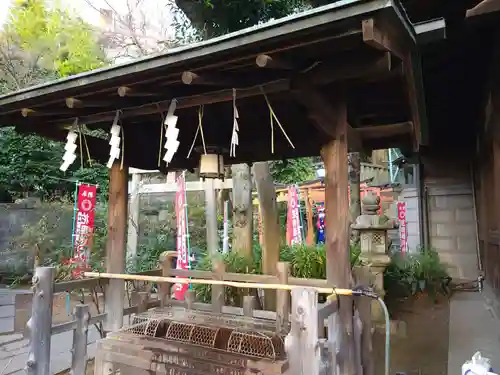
227;330;285;360
122;309;287;361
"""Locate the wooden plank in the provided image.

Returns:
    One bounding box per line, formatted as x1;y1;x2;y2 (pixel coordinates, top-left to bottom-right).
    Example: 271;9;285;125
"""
168;268;331;288
54;278;109;293
320;99;356;375
136;179;233;194
104;163;129;333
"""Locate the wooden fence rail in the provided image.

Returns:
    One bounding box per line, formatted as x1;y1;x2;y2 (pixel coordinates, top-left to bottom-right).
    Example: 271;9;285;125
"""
24;256;373;375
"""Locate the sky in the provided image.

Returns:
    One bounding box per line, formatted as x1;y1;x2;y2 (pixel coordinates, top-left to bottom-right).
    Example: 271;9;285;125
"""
0;0;175;33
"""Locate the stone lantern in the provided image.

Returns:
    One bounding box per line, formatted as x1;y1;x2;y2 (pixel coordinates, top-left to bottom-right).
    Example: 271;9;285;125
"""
351;192;397;320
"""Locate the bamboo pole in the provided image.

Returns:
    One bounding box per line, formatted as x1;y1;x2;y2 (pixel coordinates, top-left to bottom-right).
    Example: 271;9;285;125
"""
83;271;354;296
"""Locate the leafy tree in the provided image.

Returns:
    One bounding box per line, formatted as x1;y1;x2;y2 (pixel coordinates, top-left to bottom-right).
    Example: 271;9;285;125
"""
175;0;309;38
0;0;108;199
270;157;316;184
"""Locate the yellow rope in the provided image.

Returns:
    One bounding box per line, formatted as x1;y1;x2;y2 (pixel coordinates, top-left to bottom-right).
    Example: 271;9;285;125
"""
82;131;92;168
83;271;354;296
260;87;295;149
198;105;207;154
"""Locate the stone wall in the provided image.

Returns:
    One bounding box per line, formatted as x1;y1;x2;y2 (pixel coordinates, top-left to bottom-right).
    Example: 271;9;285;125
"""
423;154;479;281
0;201;73;277
427;184;478;280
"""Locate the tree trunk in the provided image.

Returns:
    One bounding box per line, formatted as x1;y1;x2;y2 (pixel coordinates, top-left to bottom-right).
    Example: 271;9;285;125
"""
348;152;361;243
252;161;280;311
231;164;253;258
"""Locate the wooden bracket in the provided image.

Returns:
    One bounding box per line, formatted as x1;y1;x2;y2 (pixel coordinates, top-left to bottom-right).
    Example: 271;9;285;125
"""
362;16;408;59
362;15;424;148
290;81;362;152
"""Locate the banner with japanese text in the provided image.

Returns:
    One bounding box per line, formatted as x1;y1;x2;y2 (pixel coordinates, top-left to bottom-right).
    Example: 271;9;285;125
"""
397;201;408;254
73;184;97;271
286;185;303;246
174;173;190;300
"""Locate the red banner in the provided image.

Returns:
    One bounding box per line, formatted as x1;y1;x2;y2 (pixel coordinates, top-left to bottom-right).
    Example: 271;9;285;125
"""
397;201;408;254
173;174;189;300
286;186;303;246
73;184;97;273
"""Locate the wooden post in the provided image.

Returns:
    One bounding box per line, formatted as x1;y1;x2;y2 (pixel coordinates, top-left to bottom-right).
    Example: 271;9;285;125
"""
104;163;129;333
305;189;315;245
204;178;219;255
287;288;320;375
159;251;176;306
127;172;141;267
212;258;225;312
354;266;374;375
253;161;281;311
26;267;55;375
243;295;256;317
71;304;89;375
276;262;290;333
135;292;149;314
320;100;356;375
185;290;195;310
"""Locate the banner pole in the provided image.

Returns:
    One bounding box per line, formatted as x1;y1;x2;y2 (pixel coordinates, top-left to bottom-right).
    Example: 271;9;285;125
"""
66;181;80;316
182;171;192;289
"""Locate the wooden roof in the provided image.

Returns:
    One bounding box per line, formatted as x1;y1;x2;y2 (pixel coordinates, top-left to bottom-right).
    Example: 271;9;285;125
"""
0;0;439;171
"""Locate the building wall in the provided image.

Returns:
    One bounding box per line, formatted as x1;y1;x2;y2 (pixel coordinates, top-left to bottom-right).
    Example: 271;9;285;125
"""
423;155;479;281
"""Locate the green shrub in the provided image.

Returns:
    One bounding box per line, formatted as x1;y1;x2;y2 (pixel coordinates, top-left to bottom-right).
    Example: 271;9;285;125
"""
384;247;450;300
194;243;362;305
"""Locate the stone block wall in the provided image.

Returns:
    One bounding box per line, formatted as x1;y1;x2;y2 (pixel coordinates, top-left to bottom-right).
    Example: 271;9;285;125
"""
427;184;478;280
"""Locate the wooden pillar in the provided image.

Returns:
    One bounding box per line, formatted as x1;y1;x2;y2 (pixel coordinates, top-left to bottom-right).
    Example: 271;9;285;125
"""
305;189;315;245
253;161;281;311
104;162;129;333
320;101;356;375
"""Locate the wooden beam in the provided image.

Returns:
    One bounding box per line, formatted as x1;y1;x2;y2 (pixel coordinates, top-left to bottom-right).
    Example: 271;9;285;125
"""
21;108;34;117
181;71;236;86
255;54;294;70
21;107;75;118
117;86;156;97
320;99;356;374
357;121;413;139
65;97;110;109
104;162;129;333
291;82;362;151
50;79;290;126
303;51;395;85
43;53;398;128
